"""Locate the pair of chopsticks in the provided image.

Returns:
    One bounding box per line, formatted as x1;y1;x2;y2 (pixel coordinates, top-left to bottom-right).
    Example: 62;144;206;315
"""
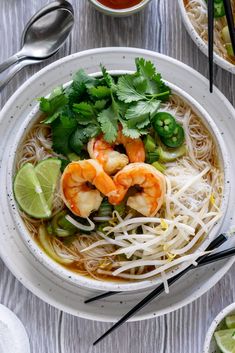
208;0;235;92
85;232;235;345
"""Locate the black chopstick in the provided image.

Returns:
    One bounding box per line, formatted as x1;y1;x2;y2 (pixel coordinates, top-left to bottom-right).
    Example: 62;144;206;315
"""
208;0;214;93
84;291;121;304
223;0;235;55
92;233;228;345
198;246;235;266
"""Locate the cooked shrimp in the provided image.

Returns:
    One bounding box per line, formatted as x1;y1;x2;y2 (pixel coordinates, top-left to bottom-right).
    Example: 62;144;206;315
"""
116;128;145;163
61;160;117;218
87;136;129;175
109;163;166;217
87;128;145;175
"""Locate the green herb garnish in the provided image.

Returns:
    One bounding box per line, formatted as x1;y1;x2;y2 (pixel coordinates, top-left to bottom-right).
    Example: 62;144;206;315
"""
39;58;171;158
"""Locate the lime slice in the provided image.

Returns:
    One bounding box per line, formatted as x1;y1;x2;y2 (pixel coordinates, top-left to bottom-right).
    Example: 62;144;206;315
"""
226;316;235;329
214;329;235;353
14;163;51;219
35;158;61;209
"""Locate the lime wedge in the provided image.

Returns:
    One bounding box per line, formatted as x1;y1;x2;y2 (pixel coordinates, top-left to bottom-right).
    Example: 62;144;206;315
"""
214;329;235;353
35;158;61;209
14;163;51;219
226;316;235;329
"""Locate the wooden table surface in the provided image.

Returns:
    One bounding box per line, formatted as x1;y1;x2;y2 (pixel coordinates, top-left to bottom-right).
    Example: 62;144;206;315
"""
0;1;235;352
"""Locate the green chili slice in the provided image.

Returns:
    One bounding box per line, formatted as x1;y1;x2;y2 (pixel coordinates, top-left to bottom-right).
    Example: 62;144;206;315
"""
205;0;225;18
152;112;176;137
51;210;77;237
161;124;185;148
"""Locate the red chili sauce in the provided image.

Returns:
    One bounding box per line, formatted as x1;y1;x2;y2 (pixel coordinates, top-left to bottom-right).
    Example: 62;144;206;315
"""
97;0;143;9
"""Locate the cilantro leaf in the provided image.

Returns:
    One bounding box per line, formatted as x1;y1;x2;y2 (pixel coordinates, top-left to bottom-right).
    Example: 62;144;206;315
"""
83;124;101;138
51;116;77;155
39;97;51;113
100;65;117;91
125;115;150;129
60;115;77;129
69;124;101;154
117;75;146;103
125;100;160;120
88;86;111;99
65;69;97;104
135;58;171;100
39;92;68;124
97;106;118;143
120;119;149;139
94;99;108;111
135;58;158;95
152;74;171;101
73;102;94;116
69;129;86;154
114;99;129;117
132;76;148;93
135;58;156;78
73;102;96;125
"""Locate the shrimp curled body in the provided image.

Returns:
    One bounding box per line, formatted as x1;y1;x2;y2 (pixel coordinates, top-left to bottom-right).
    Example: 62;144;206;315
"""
109;163;166;217
61;159;116;218
88;129;145;175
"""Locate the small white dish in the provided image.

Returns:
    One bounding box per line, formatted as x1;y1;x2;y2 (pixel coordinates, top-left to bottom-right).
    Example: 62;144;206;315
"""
0;304;30;353
88;0;152;16
203;302;235;353
178;0;235;74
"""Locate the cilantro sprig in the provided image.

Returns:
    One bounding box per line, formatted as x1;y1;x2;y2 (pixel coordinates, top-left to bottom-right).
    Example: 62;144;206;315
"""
38;58;171;157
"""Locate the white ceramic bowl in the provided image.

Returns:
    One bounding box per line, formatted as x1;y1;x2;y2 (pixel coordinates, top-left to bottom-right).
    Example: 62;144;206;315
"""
0;48;235;320
8;65;230;292
88;0;152;16
178;0;235;74
203;302;235;353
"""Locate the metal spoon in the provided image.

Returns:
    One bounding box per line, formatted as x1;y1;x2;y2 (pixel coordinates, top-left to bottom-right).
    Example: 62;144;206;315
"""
0;1;74;72
0;1;74;89
21;0;74;35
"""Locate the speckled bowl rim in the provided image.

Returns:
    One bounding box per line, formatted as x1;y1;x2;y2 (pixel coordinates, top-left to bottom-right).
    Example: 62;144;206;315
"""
7;67;230;292
178;0;235;74
203;302;235;353
88;0;151;16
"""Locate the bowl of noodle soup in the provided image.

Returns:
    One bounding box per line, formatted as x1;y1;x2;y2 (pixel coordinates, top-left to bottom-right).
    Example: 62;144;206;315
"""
11;65;229;293
178;0;235;74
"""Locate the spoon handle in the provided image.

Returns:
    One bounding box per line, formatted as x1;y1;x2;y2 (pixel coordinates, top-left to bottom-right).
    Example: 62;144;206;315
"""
0;59;41;91
0;53;25;74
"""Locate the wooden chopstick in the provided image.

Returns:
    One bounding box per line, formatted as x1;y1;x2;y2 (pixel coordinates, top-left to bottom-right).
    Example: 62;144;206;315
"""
92;233;228;345
223;0;235;55
208;0;214;93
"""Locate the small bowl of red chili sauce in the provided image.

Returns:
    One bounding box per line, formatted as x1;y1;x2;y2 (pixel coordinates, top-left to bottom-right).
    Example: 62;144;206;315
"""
88;0;152;16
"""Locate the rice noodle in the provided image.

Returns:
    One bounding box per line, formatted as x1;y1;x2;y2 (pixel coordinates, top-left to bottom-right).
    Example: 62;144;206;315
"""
185;0;235;64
